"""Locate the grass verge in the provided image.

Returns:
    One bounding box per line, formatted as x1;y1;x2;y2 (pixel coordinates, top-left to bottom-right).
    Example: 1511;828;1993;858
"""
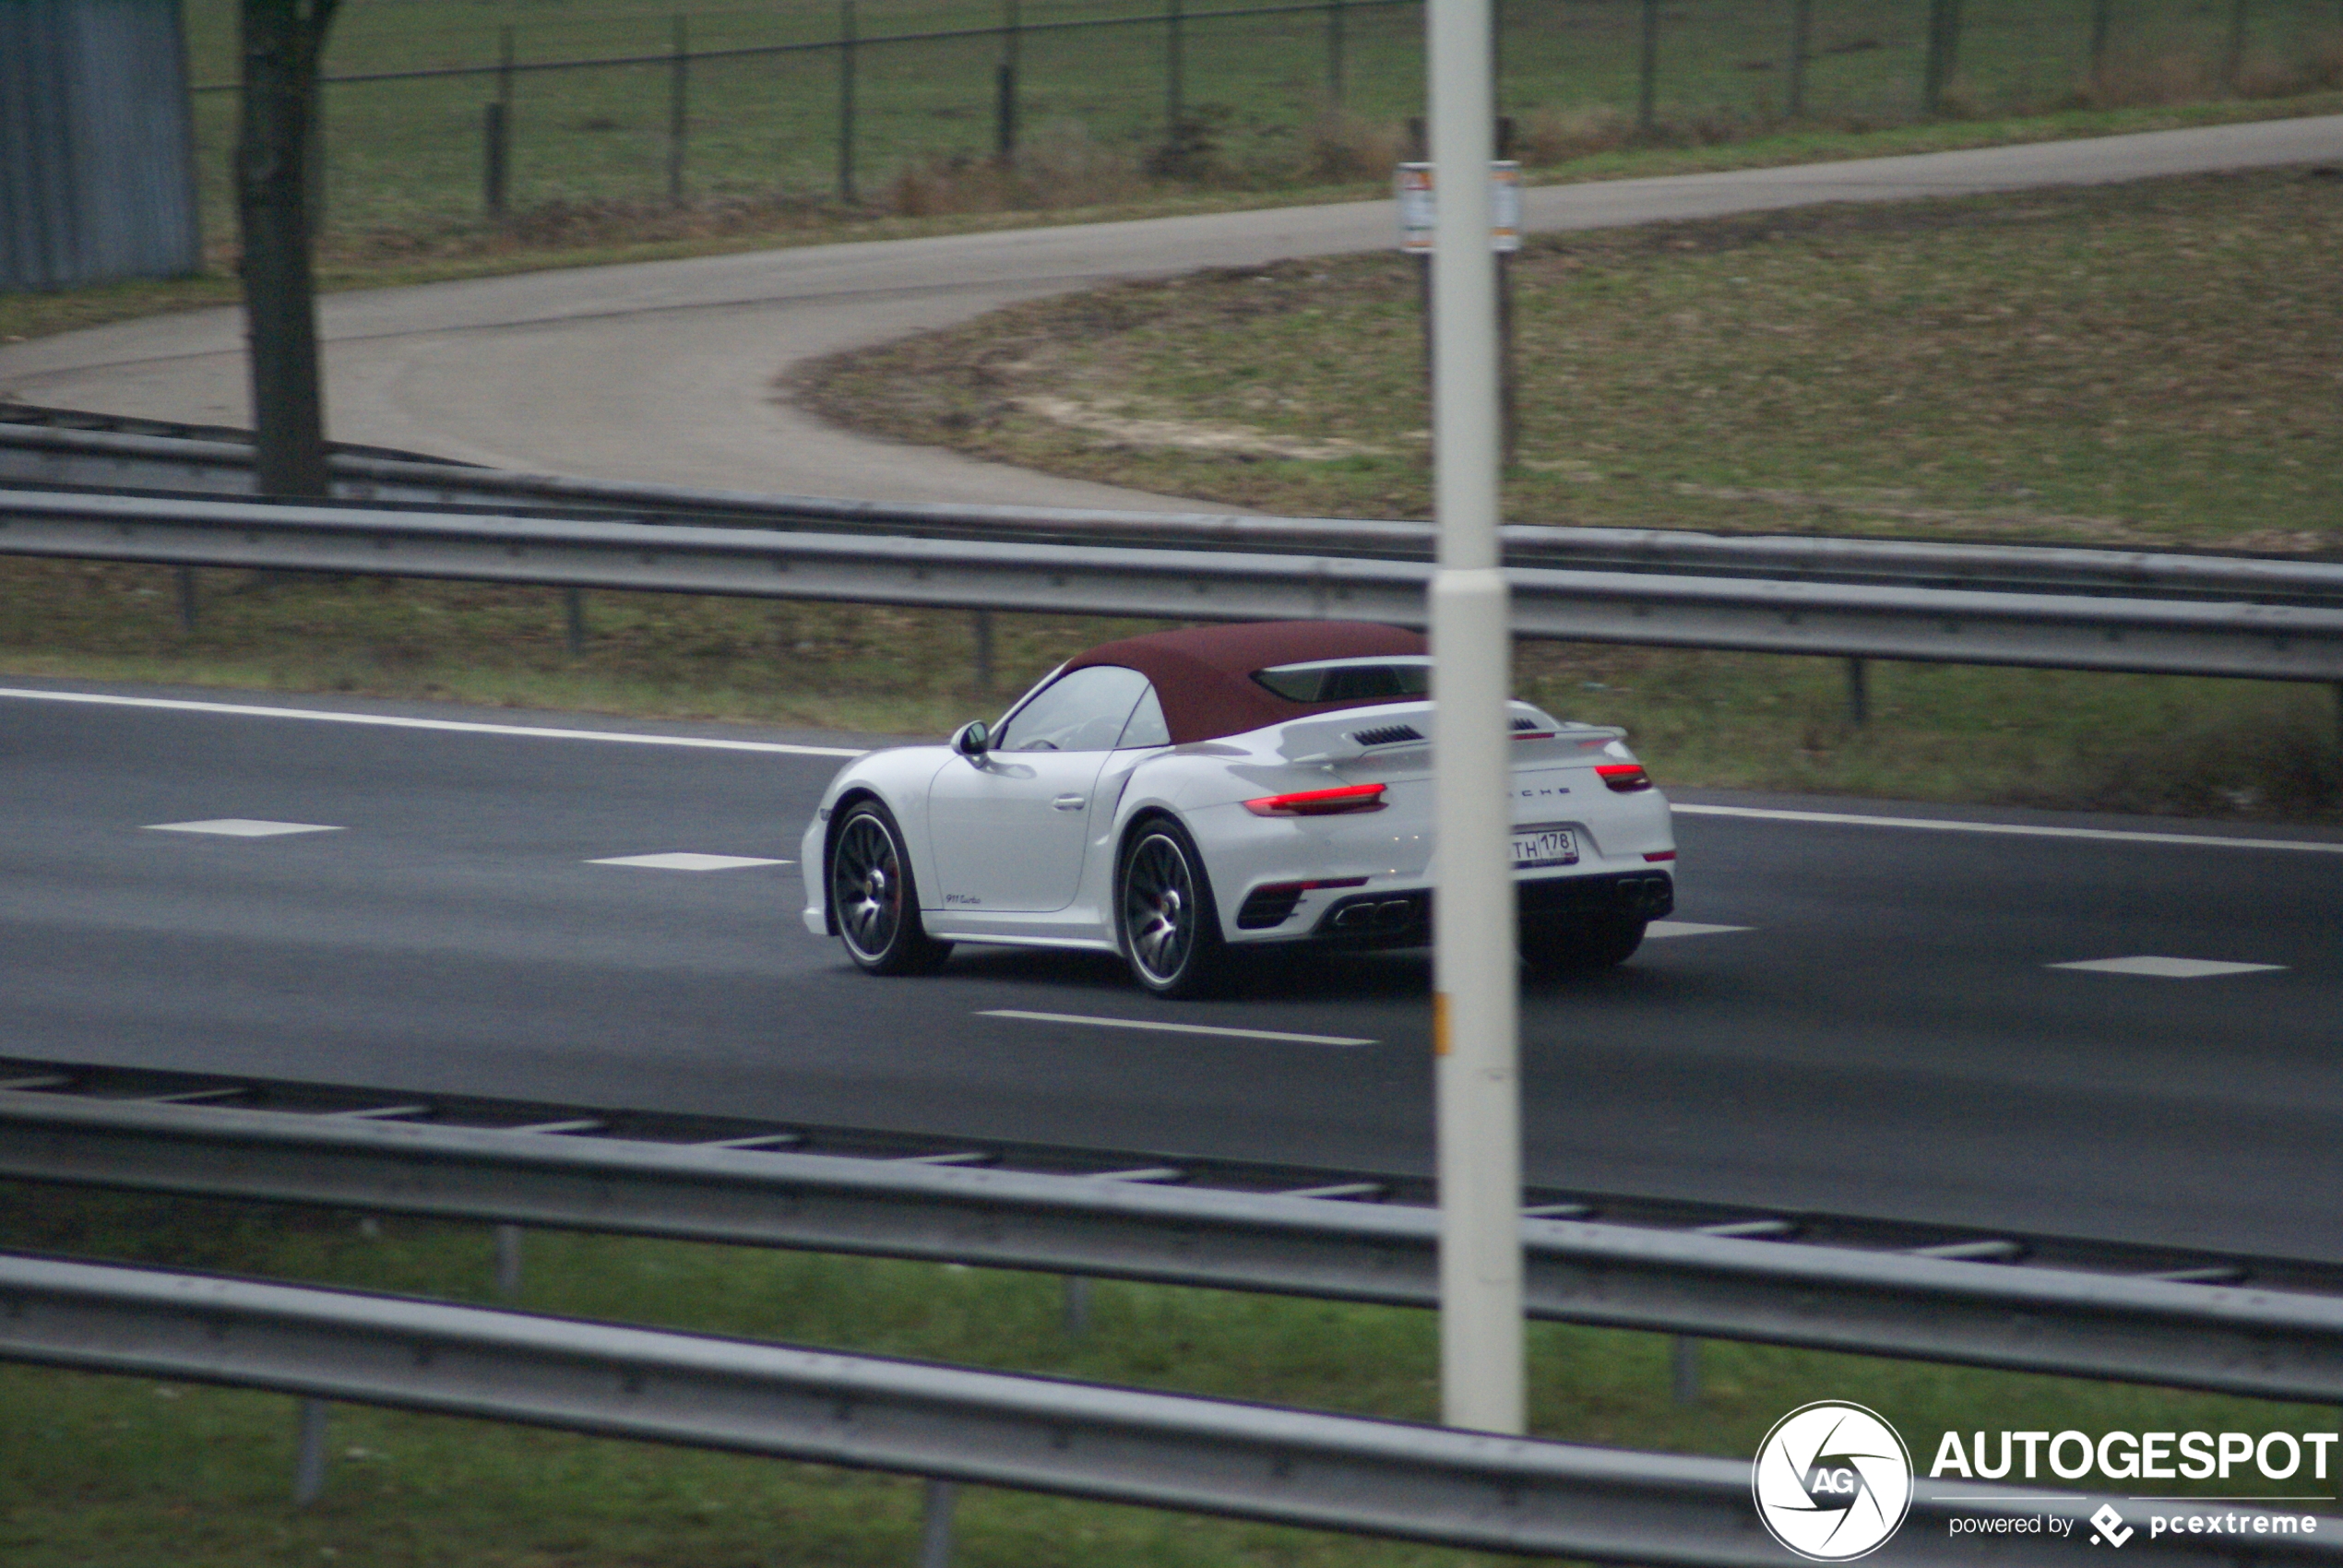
3;1182;2334;1567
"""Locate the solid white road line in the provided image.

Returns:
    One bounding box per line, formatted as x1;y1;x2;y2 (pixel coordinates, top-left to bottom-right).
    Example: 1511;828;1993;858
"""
143;819;343;837
0;687;866;757
977;1009;1376;1047
589;852;792;871
1644;921;1751;939
1671;802;2343;855
2050;956;2287;979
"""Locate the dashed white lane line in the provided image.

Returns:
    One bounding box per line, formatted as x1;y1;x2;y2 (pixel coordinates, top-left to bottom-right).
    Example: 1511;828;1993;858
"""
2050;956;2287;979
589;852;793;871
144;819;344;837
0;688;865;757
1645;921;1750;939
1672;802;2343;855
978;1009;1376;1048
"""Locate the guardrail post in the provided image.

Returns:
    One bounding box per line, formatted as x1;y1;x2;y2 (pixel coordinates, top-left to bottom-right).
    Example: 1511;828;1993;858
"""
1787;0;1813;117
1671;1336;1700;1404
175;566;199;631
1062;1274;1090;1335
971;609;993;692
494;1223;525;1299
919;1479;959;1568
838;0;858;202
292;1397;330;1504
1845;656;1869;725
564;588;588;655
667;15;690;205
1636;0;1659;135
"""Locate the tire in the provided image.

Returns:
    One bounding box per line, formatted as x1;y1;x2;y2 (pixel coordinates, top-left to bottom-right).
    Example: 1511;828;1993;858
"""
1117;817;1228;999
1520;910;1647;976
828;801;952;976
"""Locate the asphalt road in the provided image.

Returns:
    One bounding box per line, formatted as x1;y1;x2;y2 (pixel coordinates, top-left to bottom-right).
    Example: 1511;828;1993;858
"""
4;116;2339;507
6;679;2337;1264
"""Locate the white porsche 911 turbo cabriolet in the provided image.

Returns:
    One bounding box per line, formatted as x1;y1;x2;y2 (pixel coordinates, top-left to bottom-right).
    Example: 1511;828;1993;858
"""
802;620;1675;996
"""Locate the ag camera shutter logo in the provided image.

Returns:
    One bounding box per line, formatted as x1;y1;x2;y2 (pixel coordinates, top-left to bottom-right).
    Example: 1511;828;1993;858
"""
1754;1401;1914;1561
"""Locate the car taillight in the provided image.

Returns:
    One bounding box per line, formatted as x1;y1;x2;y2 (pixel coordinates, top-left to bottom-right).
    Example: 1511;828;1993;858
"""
1243;782;1388;817
1596;764;1652;793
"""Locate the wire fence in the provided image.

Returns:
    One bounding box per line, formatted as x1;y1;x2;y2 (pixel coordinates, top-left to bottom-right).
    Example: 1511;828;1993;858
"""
179;0;2343;236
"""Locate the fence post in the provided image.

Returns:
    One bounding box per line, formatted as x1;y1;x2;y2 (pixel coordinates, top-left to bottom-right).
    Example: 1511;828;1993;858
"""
838;0;858;201
483;26;514;217
1326;0;1345;109
1637;0;1659;136
1787;0;1813;117
1922;0;1964;114
2087;0;2112;81
2224;0;2250;88
1166;0;1185;135
995;0;1020;162
667;15;689;204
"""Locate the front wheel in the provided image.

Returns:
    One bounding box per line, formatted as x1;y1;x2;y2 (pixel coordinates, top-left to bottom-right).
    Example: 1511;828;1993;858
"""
1117;819;1227;999
829;802;951;976
1520;911;1647;976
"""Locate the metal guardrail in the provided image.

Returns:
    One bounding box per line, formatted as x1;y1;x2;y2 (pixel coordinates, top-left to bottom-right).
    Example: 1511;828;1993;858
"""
6;1083;2343;1406
6;414;2342;607
4;486;2342;681
14;1250;2329;1566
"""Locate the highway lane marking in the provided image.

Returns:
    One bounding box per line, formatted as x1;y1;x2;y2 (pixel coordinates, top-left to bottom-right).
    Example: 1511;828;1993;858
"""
1645;921;1750;938
143;818;343;837
2051;956;2287;979
0;688;866;757
1671;802;2343;854
978;1010;1376;1048
589;852;793;871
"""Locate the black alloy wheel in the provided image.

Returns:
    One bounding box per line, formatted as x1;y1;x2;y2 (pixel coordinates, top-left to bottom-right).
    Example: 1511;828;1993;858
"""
1118;819;1226;998
829;802;951;975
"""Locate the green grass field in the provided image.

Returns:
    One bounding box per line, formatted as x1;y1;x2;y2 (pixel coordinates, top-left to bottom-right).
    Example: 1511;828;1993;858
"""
3;1183;2334;1567
175;0;2343;244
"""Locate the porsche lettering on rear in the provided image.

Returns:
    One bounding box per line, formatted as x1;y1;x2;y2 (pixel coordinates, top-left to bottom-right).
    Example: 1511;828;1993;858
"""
801;622;1676;997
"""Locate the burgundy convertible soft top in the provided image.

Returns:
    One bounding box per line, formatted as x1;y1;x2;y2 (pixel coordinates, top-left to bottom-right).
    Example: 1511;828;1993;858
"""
1062;620;1427;744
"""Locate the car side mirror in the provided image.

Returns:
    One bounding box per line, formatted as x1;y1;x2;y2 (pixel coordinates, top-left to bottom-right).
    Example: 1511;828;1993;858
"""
950;720;991;760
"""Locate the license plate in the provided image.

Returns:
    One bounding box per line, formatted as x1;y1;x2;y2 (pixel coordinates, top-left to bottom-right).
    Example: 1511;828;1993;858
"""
1510;825;1578;869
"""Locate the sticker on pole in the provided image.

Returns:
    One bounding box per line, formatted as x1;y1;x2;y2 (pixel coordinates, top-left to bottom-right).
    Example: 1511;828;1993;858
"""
1395;160;1522;254
1752;1402;1913;1561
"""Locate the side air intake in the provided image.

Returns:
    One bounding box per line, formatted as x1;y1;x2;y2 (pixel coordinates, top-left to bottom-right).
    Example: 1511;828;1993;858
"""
1349;723;1424;748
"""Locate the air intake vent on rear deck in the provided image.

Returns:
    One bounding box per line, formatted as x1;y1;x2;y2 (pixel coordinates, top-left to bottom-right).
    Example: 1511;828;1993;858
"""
1511;717;1541;731
1350;723;1424;748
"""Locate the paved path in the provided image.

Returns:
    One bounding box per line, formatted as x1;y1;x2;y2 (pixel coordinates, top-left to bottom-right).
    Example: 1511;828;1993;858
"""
6;677;2339;1260
4;115;2337;509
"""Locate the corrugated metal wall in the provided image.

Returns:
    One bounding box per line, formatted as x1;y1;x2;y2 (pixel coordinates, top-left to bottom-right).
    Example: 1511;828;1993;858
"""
1;0;200;290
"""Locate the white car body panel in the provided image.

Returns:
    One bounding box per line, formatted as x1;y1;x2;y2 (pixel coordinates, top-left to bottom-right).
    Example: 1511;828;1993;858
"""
802;694;1674;953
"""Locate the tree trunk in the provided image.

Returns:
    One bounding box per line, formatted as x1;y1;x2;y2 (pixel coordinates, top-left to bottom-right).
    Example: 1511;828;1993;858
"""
235;0;339;498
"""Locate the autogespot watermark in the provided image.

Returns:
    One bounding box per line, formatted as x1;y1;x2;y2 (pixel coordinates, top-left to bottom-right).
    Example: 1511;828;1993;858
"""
1752;1404;2339;1558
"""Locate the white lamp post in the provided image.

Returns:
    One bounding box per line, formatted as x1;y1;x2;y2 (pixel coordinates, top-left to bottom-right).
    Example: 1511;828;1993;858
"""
1425;0;1524;1434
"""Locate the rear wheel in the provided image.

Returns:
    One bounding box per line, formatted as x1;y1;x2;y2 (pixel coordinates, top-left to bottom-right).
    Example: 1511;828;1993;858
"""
1118;818;1227;998
829;802;951;976
1520;910;1647;976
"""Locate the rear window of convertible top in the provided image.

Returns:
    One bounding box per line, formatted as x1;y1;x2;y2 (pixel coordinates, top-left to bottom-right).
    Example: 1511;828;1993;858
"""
1251;659;1432;704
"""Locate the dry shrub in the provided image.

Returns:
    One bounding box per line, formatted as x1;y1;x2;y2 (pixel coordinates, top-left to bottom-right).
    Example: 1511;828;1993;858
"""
1304;112;1404;183
2068;711;2342;821
2071;48;2220;109
890;122;1148;216
321;193;833;265
1517;104;1631;164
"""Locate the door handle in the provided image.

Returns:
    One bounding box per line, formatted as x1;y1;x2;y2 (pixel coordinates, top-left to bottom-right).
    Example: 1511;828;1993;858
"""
1052;794;1087;811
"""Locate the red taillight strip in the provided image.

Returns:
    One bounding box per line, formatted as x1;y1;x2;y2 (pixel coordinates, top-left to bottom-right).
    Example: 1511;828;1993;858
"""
1595;764;1652;793
1512;730;1555;741
1243;783;1388;817
1644;850;1677;862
